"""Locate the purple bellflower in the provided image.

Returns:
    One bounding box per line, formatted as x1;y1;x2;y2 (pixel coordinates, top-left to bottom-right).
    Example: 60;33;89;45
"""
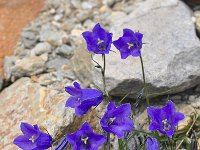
82;23;112;54
65;82;103;117
113;28;143;59
147;100;185;138
146;137;160;150
100;102;134;138
13;122;52;150
66;122;106;150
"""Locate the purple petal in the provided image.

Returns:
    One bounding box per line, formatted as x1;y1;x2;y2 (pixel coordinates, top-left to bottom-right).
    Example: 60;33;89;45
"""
20;122;38;138
92;23;109;42
110;117;134;138
81;122;92;132
82;31;98;53
112;103;132;117
107;102;116;110
162;100;176;121
147;107;161;123
134;32;143;42
120;52;130;59
131;49;141;57
73;82;81;89
89;133;106;149
82;88;103;101
165;127;175;138
13;135;37;150
123;28;135;38
65;86;82;97
174;112;185;126
65;96;80;108
113;37;130;52
35;132;52;149
54;137;68;150
146;137;160;150
148;122;160;131
75;100;96;117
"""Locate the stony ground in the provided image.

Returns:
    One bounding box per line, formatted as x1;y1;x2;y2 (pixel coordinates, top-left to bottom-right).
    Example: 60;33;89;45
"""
0;0;44;76
0;0;200;149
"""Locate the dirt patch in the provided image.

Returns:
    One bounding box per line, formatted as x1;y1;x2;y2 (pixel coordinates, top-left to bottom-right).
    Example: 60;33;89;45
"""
0;0;44;76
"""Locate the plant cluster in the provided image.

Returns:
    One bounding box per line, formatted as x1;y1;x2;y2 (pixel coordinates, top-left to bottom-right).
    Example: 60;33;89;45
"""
13;23;200;150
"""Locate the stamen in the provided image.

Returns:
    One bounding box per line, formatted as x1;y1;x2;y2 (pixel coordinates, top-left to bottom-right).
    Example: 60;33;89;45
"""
162;119;171;131
81;137;89;145
29;135;35;143
97;38;104;45
127;43;133;49
108;117;116;125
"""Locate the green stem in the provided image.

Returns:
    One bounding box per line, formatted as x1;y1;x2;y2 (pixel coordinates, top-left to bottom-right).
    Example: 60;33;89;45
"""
139;56;149;106
102;54;110;101
102;54;106;93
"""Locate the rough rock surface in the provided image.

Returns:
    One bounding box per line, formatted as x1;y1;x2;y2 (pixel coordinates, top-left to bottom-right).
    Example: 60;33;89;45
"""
93;0;200;98
0;77;106;149
11;56;46;78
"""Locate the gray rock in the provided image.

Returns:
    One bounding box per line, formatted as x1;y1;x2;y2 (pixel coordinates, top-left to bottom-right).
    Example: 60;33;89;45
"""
93;0;200;98
51;0;60;9
40;25;66;46
11;56;46;78
31;42;52;56
21;30;38;49
4;56;17;81
0;75;3;90
56;44;74;59
81;2;93;10
46;56;68;72
71;0;81;9
76;10;91;22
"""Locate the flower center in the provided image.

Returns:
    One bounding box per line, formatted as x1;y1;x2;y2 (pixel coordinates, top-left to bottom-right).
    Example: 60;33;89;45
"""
81;137;89;145
127;42;140;49
97;38;107;51
162;119;172;131
29;135;36;143
127;43;133;49
108;117;116;125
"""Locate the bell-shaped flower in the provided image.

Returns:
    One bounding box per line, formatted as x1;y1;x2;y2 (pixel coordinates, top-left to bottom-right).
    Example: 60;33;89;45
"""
113;28;143;59
146;137;160;150
100;102;134;138
65;82;103;117
13;122;52;150
82;23;112;54
66;122;106;150
147;100;185;138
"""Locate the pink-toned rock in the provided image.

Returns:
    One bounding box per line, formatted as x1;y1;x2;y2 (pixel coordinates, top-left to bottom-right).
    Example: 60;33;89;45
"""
0;77;106;149
0;77;74;149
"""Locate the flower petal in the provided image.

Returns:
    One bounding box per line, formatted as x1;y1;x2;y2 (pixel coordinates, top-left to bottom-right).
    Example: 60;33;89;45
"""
13;135;37;150
82;31;98;53
73;82;81;89
146;137;160;150
134;32;143;42
131;49;141;57
82;88;103;101
148;122;160;131
174;112;185;126
123;28;135;38
107;102;116;111
89;133;106;149
35;132;52;149
20;122;38;138
65;86;82;97
92;23;108;42
65;96;80;108
147;107;161;123
111;103;131;117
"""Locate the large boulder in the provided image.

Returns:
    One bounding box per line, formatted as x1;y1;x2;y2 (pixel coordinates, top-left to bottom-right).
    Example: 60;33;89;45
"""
0;77;105;149
93;0;200;98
